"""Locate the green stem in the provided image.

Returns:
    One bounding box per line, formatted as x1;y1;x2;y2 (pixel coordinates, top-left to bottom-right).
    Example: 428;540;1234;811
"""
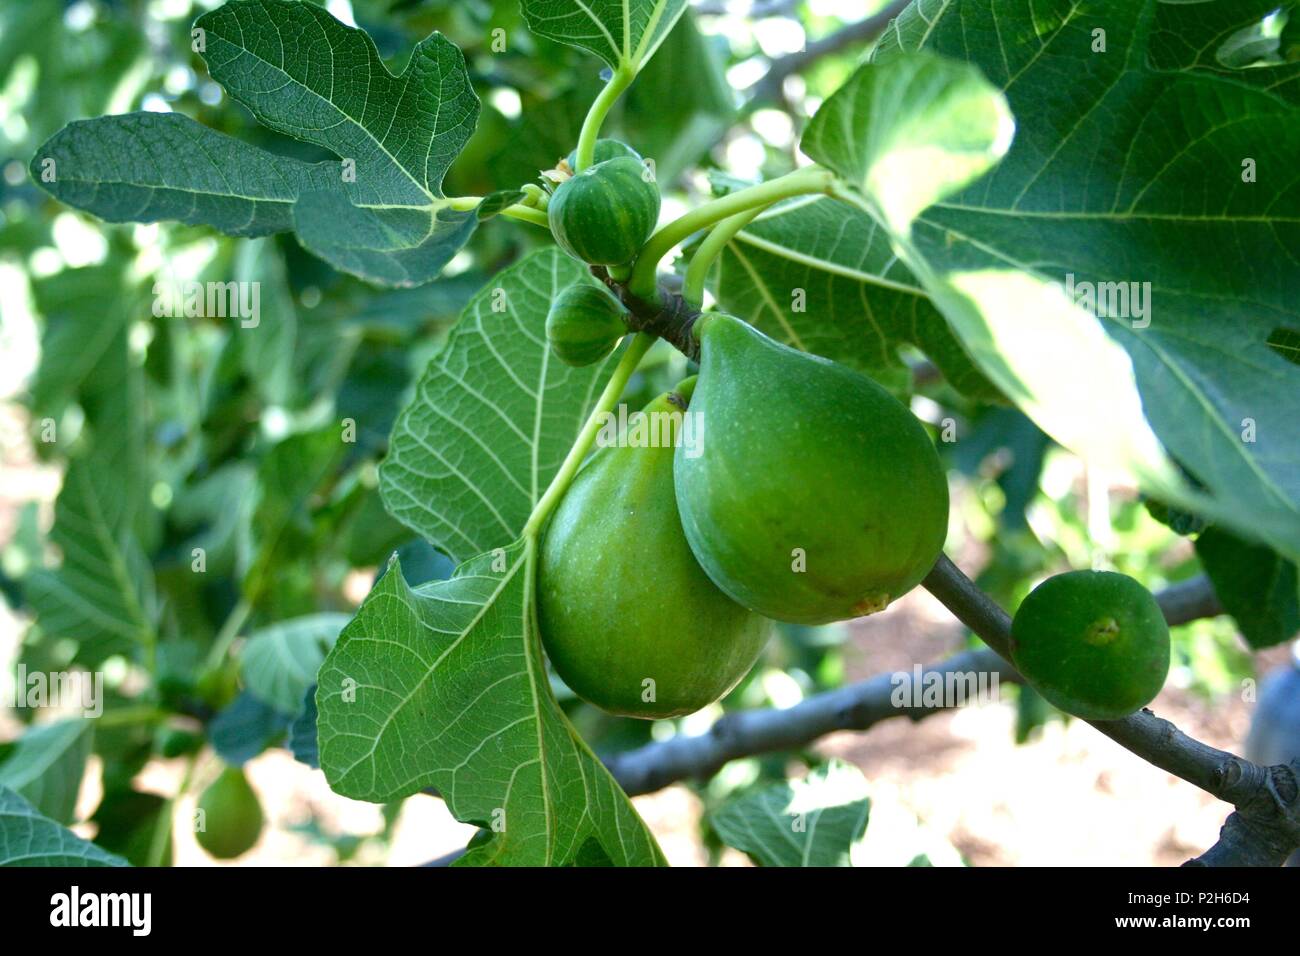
574;67;635;171
446;196;551;228
521;333;653;539
95;706;165;728
501;204;551;228
147;753;197;867
683;207;762;306
204;598;252;672
627;166;835;300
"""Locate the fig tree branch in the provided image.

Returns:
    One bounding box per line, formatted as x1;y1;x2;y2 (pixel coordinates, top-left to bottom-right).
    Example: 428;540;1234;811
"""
921;556;1300;867
605;565;1300;865
604;572;1214;795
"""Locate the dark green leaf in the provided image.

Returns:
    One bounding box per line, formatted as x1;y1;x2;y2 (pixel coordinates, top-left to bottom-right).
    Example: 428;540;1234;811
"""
317;547;665;866
1196;528;1300;650
0;787;127;867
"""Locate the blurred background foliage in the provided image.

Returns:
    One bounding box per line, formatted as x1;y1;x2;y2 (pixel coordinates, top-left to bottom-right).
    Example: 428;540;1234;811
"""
0;0;1288;867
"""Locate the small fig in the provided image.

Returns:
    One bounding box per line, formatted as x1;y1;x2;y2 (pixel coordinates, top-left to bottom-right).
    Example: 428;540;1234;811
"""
195;766;264;859
545;284;628;367
1010;570;1170;720
547;155;660;266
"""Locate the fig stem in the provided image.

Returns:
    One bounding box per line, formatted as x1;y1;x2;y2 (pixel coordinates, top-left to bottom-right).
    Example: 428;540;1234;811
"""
574;66;635;172
604;278;703;361
522;332;654;538
626;165;835;300
499;204;551;228
683;207;762;306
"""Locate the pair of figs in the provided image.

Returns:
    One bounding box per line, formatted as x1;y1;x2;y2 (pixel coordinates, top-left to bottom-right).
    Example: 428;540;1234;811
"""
539;313;950;718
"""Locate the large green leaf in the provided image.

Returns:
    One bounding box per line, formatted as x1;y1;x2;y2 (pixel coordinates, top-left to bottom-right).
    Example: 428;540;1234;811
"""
522;0;689;73
379;249;622;563
0;787;127;867
806;1;1300;561
31;1;480;286
317;544;665;867
0;721;93;825
1148;0;1300;99
713;195;999;398
709;760;871;867
1195;528;1300;651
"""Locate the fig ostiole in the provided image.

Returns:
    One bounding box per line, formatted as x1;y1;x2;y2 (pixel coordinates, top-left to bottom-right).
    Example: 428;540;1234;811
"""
1010;569;1170;721
538;382;770;719
673;313;949;625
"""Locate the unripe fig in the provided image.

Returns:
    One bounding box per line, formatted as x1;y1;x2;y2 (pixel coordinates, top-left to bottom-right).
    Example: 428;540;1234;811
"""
674;314;948;625
545;284;628;367
548;156;660;266
565;138;641;171
539;382;770;718
1010;570;1170;720
195;766;264;859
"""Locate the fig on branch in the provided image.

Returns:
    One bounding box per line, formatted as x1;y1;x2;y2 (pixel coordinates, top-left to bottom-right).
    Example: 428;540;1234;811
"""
674;314;949;625
195;766;264;859
548;155;660;266
538;382;770;719
546;283;628;367
1010;570;1170;720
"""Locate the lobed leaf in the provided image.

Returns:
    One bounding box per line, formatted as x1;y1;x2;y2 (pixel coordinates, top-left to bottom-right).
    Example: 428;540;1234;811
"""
317;545;665;866
31;0;482;286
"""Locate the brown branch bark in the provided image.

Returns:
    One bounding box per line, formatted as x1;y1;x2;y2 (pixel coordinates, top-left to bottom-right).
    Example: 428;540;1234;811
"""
606;562;1300;865
923;556;1299;866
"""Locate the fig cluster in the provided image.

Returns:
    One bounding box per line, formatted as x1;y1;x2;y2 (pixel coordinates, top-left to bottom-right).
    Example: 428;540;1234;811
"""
539;312;951;718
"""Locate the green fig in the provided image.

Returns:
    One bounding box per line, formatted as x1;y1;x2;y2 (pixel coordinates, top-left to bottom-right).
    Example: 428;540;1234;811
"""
545;283;628;367
565;138;641;171
1011;570;1170;720
539;381;770;719
674;314;949;625
548;156;660;266
195;766;264;859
